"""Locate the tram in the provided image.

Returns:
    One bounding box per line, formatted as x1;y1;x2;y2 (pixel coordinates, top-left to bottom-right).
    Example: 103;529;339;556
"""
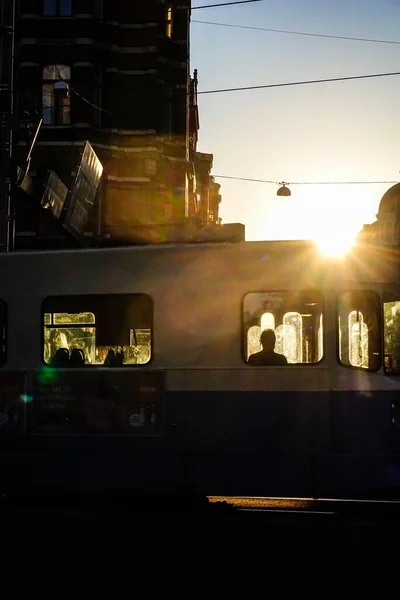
0;238;400;500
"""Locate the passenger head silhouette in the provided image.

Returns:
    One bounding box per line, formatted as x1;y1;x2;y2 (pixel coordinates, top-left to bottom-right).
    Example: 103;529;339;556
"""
69;348;85;367
260;329;276;352
50;347;70;367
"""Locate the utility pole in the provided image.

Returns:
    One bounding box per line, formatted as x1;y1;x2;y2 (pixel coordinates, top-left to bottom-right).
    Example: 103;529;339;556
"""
0;0;15;251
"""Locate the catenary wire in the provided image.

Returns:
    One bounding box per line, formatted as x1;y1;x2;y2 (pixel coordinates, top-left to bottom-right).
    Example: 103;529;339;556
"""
198;70;400;95
192;20;400;45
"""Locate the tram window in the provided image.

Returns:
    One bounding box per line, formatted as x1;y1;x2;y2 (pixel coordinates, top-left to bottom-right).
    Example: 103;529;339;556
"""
243;291;324;364
42;294;152;366
337;291;380;371
383;295;400;374
0;300;5;366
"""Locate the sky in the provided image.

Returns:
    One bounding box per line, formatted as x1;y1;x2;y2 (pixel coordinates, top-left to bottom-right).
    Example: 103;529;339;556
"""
190;0;400;246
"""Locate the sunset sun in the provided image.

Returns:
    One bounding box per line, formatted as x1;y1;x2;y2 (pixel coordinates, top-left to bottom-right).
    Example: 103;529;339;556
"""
315;230;356;256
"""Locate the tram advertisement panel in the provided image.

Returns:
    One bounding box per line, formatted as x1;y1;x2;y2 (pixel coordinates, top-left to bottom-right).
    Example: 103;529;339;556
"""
0;372;27;436
33;370;163;436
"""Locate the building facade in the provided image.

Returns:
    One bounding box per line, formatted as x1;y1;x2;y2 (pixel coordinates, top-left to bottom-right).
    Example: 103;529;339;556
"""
8;0;221;248
358;183;400;248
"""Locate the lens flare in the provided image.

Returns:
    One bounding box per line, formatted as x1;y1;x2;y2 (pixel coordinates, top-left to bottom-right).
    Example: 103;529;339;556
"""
37;366;58;384
316;231;356;257
20;394;33;404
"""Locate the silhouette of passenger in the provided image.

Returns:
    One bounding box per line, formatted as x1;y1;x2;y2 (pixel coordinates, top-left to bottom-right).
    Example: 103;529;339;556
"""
248;329;288;366
69;348;85;367
50;348;70;367
114;347;124;366
104;349;116;367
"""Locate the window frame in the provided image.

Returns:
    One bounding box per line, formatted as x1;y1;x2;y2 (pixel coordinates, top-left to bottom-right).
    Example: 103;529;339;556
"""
42;64;71;126
242;289;325;367
336;289;382;372
166;4;173;38
41;294;154;368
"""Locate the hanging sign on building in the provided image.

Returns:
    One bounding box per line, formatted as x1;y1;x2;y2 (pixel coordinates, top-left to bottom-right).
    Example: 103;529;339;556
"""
41;170;68;219
63;141;103;238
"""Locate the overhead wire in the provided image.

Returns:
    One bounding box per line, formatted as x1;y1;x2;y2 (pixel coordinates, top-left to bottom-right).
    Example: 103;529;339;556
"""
54;65;111;116
193;13;400;188
288;180;399;185
47;14;399;180
68;86;112;116
197;70;400;95
27;4;397;197
192;20;400;45
192;1;263;9
213;175;399;185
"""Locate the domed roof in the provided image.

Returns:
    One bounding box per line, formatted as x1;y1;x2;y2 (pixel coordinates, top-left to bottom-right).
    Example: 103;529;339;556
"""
378;183;400;218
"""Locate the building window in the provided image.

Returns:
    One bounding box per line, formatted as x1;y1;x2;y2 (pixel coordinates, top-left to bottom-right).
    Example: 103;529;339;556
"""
43;294;153;366
42;65;71;125
44;0;72;16
337;291;381;371
166;4;173;38
243;291;324;365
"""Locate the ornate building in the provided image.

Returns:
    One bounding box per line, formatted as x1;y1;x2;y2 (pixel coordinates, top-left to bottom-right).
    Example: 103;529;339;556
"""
359;183;400;247
7;0;223;249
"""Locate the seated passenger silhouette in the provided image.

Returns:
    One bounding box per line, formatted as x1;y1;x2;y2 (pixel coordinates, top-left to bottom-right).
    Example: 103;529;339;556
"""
114;347;124;366
104;349;116;367
69;348;85;367
50;347;70;368
248;329;288;366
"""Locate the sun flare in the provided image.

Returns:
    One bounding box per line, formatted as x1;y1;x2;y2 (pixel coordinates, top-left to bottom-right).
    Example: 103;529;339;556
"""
315;231;356;257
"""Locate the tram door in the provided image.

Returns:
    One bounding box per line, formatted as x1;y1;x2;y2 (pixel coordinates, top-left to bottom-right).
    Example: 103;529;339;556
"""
241;291;325;497
319;290;400;498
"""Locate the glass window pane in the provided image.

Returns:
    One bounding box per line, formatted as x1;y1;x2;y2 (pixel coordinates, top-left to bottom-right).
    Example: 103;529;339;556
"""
44;326;96;365
247;325;261;361
43;296;153;366
260;312;275;331
384;298;400;374
61;102;70;124
43;66;70;125
60;0;72;16
337;291;381;371
53;312;95;325
43;65;70;81
42;84;53;107
42;83;54;124
55;90;70;125
243;291;324;365
166;5;173;37
43;66;55;80
58;65;70;80
283;312;303;363
44;0;56;15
